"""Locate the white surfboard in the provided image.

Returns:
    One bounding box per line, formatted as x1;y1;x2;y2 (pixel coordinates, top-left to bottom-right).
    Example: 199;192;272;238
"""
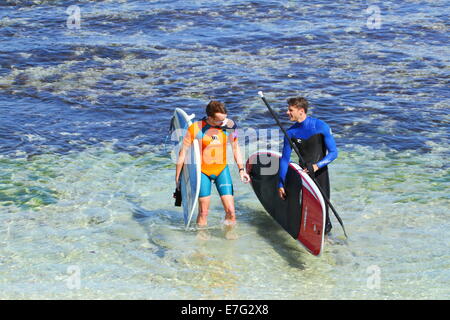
172;108;201;229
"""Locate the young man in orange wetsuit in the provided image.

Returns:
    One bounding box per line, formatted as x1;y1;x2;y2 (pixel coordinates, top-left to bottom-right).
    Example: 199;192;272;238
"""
175;101;250;231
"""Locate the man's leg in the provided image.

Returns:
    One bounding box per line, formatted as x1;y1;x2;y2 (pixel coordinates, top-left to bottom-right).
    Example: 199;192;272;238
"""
197;173;212;227
220;194;237;240
197;196;211;227
315;167;332;235
220;195;236;223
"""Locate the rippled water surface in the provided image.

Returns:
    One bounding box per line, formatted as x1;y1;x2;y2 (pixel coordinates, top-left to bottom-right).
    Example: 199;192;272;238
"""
0;0;448;299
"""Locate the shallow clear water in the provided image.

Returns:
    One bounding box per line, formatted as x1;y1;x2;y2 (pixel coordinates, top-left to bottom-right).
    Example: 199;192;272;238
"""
0;0;448;299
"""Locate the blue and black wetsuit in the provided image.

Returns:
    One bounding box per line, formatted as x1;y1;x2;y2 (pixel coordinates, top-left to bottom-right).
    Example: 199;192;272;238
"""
279;116;338;234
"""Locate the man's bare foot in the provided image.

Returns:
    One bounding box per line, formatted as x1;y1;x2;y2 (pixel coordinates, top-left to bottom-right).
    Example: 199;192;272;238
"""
223;220;238;240
196;225;210;241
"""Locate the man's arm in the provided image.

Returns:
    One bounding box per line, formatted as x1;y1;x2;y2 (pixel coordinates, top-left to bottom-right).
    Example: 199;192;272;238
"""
316;120;338;169
175;126;195;185
229;124;250;183
278;133;292;188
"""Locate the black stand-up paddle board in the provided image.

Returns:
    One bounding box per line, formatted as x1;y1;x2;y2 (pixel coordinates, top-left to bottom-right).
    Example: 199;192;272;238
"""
246;150;326;256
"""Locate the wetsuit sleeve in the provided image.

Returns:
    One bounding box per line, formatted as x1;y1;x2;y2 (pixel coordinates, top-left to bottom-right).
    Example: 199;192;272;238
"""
231;125;238;142
278;132;292;188
316;120;338;168
182;123;196;147
225;119;238;142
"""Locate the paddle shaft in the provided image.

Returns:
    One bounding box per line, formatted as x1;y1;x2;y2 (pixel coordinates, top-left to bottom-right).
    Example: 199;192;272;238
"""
259;94;348;238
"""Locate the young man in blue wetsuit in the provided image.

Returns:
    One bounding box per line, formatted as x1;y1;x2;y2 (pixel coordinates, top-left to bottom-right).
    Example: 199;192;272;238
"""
278;97;338;235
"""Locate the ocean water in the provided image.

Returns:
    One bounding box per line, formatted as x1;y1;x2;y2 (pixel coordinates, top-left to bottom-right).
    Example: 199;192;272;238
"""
0;0;448;299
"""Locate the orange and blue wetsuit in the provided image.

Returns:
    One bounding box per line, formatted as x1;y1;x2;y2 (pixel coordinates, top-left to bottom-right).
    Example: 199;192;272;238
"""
183;118;238;197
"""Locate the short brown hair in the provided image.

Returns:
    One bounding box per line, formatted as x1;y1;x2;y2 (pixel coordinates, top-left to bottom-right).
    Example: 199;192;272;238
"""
287;97;308;113
206;100;227;117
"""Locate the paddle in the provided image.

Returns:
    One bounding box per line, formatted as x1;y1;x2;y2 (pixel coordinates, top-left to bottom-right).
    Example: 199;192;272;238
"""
258;91;348;239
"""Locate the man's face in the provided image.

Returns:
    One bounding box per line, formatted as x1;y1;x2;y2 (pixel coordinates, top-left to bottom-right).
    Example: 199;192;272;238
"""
286;105;305;121
208;113;227;126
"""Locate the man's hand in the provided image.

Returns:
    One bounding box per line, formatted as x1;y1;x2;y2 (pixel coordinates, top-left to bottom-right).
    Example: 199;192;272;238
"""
279;187;286;200
303;164;319;174
239;170;250;183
